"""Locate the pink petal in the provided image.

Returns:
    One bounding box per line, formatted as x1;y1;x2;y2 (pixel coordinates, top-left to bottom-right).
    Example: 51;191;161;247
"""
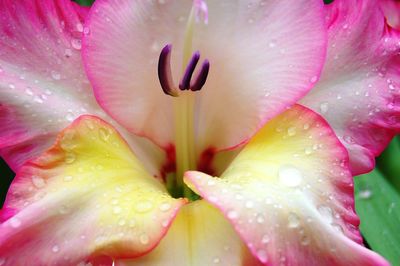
301;0;400;175
82;0;327;152
116;201;262;266
0;115;186;265
0;0;166;176
380;0;400;30
185;105;389;266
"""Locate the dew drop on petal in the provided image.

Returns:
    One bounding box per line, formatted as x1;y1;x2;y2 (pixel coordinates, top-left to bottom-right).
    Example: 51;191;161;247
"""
227;210;239;219
65;152;76;164
287;212;300;228
278;165;303;188
256;249;268;263
318;205;333;223
52;245;60;253
63;175;73;182
99;127;111;142
135;201;153;213
159;202;171;212
261;234;270;244
359;189;372;199
139;234;150;245
32;176;46;188
9;217;22;228
319;102;329;114
71;38;82;50
310;76;318;83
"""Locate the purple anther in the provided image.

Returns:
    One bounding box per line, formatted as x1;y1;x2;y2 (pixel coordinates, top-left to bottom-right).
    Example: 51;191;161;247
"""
179;51;200;90
190;59;210;91
158;44;178;97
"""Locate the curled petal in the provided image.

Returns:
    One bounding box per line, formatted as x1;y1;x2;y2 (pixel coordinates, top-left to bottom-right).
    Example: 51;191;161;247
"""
0;116;185;265
185;105;389;266
82;0;327;153
301;0;400;175
116;201;261;266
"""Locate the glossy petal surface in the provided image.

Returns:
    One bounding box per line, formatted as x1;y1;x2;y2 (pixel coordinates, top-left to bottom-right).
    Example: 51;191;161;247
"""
116;201;262;266
0;0;166;176
301;0;400;175
0;116;185;265
185;105;389;266
83;0;327;152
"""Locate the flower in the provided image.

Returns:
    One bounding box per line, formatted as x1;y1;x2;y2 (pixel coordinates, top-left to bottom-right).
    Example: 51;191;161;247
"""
0;0;398;265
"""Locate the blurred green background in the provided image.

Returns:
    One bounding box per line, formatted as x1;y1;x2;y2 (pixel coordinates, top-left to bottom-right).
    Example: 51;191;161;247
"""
0;0;398;265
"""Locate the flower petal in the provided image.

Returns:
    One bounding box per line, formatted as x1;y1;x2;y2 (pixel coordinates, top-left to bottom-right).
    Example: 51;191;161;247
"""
0;0;166;177
116;200;261;266
82;0;327;151
301;0;400;175
185;105;389;266
0;0;98;170
380;0;400;30
0;116;185;265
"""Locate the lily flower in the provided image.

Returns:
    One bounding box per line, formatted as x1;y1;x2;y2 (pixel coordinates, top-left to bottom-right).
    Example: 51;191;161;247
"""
0;0;398;265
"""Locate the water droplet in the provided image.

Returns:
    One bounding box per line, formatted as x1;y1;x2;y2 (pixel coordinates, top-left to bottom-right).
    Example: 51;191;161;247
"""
319;102;329;114
64;48;73;58
343;135;355;144
9;217;21;228
310;76;318;83
118;219;126;226
257;249;268;263
99;128;111;142
300;236;310;246
254;213;264;224
318;205;333;223
51;70;61;80
76;23;84;32
332;223;344;234
71;38;82;50
227;210;239;219
9;83;15;89
159;202;171;212
213;257;220;264
113;206;122;214
135;201;153;213
245;201;254;209
261;234;270;244
52;245;60;253
359;189;372;199
65;112;74;122
287;127;296;136
278;165;303;188
25;88;34;96
32;176;46;188
63;175;73;182
288;212;300;228
65;152;76;164
139;233;150;245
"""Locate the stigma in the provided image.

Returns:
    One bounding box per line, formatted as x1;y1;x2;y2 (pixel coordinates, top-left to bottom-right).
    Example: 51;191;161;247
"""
158;44;210;97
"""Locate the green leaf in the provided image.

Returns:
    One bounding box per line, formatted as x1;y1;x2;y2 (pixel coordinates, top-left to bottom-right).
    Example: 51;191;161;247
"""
355;169;400;265
73;0;95;6
377;136;400;191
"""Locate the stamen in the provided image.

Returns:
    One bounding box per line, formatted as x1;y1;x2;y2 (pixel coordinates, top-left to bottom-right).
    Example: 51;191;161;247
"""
158;44;179;97
190;59;210;91
179;51;200;90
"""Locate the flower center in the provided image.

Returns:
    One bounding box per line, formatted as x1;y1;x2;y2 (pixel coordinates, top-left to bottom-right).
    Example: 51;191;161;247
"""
157;0;209;200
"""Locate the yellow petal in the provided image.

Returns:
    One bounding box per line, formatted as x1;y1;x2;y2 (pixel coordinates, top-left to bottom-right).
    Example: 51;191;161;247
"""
0;115;185;265
116;200;262;266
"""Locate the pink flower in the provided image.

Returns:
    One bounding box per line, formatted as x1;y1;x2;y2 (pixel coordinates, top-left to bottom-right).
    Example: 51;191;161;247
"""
0;0;398;265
